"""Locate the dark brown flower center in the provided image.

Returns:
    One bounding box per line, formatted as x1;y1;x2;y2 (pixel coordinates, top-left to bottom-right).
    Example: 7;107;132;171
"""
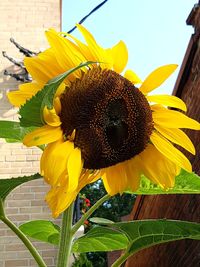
60;67;153;169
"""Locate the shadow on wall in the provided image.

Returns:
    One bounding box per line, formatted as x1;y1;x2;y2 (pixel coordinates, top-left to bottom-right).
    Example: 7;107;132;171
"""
0;37;37;119
0;64;20;120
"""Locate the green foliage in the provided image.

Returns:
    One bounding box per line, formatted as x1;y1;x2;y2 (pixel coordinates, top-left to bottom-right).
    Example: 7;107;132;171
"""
73;220;200;257
19;220;60;245
72;254;93;267
72;226;129;253
81;180;134;265
81;180;135;222
19;61;96;127
86;252;107;267
72;252;107;267
111;220;200;255
0;173;41;201
132;169;200;195
0;121;36;143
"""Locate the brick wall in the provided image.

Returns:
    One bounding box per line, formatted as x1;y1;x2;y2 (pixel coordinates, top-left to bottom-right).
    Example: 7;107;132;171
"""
0;1;61;266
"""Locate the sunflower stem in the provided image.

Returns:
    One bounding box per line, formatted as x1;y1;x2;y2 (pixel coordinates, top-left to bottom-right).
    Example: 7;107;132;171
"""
111;251;130;267
71;194;110;235
0;199;46;267
56;202;74;267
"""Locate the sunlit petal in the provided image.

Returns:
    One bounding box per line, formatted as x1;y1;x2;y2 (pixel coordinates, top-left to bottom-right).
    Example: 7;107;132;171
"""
139;144;179;188
111;40;128;73
155;125;195;155
67;147;83;193
41;140;74;186
45;29;84;79
153;109;200;129
139;64;178;94
150;131;192;172
125;157;142;191
7;82;41;107
46;174;77;218
124;69;142;84
24;49;63;84
43;106;61;126
23;125;63;147
147;95;187;112
102;163;127;195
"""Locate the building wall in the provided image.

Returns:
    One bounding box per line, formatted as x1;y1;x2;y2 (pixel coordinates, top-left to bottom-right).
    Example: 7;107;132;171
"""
126;3;200;267
0;1;61;266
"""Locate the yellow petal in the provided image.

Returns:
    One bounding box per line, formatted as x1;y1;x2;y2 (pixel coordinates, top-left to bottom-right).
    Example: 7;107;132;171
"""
111;41;128;73
7;82;41;107
76;24;102;60
41;140;74;186
45;29;85;78
46;167;100;218
124;69;142;84
40;141;59;180
147;95;187;112
150;104;166;112
139;144;179;188
24;49;63;84
55;83;66;97
150;131;192;172
43;106;61;126
139;64;178;94
102;163;127;195
45;187;58;216
153;109;200;129
125;157;141;191
46;174;77;218
55;188;77;218
67;147;83;193
23;125;63;147
52;169;99;218
53;97;61;114
155;125;195;155
78;170;101;189
67;33;96;61
76;24;111;69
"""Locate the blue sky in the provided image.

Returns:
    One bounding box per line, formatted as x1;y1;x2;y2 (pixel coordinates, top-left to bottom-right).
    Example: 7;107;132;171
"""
62;0;197;94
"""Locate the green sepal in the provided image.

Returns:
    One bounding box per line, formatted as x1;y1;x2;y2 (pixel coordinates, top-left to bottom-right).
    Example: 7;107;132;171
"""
19;61;97;127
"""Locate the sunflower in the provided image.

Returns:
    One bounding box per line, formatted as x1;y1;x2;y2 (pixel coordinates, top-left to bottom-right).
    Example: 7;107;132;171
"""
8;25;200;218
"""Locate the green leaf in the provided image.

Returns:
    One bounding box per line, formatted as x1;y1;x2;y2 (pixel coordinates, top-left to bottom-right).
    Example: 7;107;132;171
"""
72;220;200;255
19;220;60;245
72;226;129;253
0;121;36;143
89;217;114;225
0;173;41;200
19;61;96;127
110;220;200;255
128;169;200;195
